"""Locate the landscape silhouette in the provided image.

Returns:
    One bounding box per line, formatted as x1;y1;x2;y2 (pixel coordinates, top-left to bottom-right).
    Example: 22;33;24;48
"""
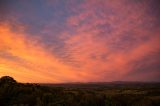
0;76;160;106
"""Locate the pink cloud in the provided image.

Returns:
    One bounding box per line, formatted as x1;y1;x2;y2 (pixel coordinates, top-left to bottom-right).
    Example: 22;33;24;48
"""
0;0;159;82
61;0;160;81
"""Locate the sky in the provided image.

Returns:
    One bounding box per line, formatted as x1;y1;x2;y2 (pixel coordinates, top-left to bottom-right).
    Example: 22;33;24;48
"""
0;0;160;83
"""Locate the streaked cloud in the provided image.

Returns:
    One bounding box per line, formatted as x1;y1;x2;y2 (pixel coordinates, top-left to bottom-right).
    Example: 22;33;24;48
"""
0;0;159;82
0;22;89;83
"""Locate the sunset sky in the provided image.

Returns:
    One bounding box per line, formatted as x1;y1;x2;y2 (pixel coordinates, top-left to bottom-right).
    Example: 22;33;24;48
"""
0;0;160;83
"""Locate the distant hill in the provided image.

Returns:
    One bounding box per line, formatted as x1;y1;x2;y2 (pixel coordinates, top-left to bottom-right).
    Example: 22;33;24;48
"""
40;81;160;89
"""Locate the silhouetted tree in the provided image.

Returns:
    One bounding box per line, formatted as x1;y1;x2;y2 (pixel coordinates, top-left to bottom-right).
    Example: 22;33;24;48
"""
0;76;17;85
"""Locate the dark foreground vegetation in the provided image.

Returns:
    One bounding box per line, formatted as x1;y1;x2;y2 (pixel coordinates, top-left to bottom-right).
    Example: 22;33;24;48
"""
0;76;160;106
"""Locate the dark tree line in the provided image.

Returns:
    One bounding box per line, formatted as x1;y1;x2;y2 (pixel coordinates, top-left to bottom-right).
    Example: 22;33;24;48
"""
0;76;160;106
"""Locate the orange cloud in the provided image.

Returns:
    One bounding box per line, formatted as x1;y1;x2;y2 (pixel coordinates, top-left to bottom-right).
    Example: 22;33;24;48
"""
0;0;159;82
0;22;90;83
